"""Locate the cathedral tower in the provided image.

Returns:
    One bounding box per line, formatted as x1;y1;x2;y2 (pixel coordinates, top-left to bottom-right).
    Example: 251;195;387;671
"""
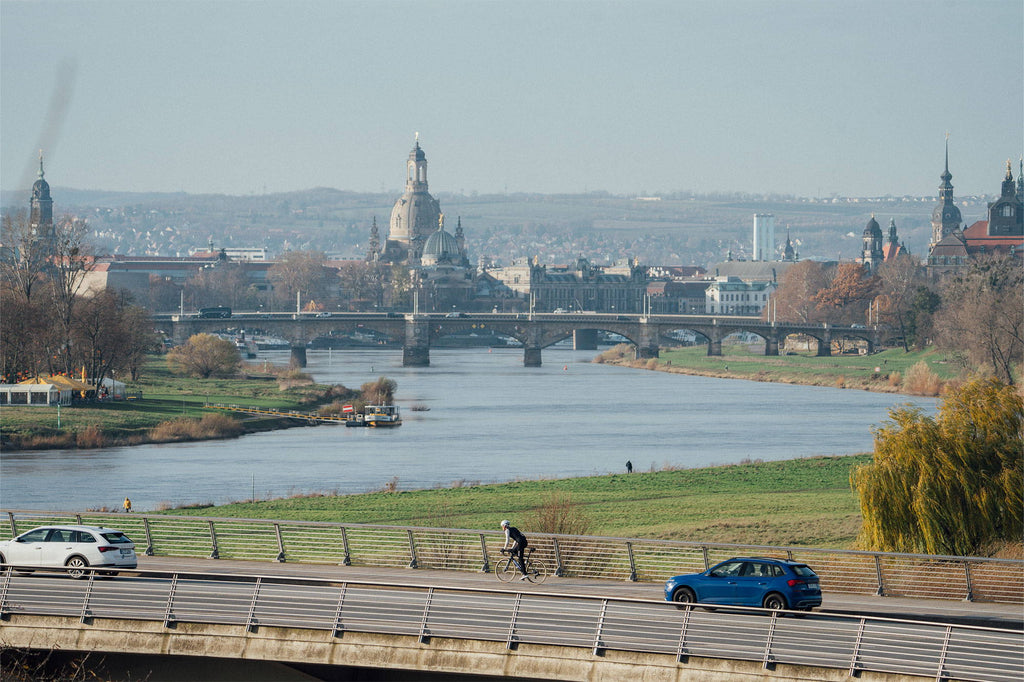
386;134;441;265
930;137;962;249
29;151;53;230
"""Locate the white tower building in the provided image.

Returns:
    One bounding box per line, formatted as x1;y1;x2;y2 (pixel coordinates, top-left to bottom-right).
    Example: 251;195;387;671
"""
753;213;775;261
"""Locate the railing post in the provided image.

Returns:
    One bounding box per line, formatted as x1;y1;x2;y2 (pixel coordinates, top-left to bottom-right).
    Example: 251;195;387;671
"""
332;583;348;637
505;593;522;649
592;599;609;655
274;523;286;562
339;527;351;566
963;561;975;602
551;537;564;577
761;610;778;669
75;514;82;524
8;511;17;537
418;587;434;643
848;618;866;677
625;541;637;582
873;554;885;596
79;571;96;623
0;566;11;618
674;603;692;662
479;533;490;573
208;520;219;559
163;574;178;627
935;625;953;681
143;518;155;556
245;577;262;632
407;529;418;569
701;545;710;570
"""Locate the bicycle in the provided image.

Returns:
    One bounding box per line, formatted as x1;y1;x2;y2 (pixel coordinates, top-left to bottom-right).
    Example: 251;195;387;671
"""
495;547;548;584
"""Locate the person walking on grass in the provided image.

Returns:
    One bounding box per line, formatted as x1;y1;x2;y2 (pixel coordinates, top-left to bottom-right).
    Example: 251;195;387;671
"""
123;497;132;513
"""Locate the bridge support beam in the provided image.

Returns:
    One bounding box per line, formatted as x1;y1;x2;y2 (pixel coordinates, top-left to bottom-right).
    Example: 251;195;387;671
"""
764;337;780;356
289;346;307;368
707;339;722;356
573;329;599;350
634;345;659;360
523;347;542;367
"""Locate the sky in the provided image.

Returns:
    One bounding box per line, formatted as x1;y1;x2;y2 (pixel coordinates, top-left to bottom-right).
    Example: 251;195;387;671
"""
2;0;1022;199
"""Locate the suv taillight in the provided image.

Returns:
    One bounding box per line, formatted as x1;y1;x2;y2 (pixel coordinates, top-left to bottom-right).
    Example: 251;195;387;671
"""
97;546;118;553
787;579;806;587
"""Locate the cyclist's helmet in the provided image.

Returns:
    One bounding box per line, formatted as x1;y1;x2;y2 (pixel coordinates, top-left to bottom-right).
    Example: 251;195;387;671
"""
500;519;509;528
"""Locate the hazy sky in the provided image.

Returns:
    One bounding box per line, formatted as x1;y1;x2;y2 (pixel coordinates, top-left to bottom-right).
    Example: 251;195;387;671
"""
2;0;1021;199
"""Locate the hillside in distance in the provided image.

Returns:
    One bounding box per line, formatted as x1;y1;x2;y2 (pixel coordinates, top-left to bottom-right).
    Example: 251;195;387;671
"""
2;187;989;268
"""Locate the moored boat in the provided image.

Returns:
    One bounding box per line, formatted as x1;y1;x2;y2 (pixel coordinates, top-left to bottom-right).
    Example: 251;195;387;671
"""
363;404;401;427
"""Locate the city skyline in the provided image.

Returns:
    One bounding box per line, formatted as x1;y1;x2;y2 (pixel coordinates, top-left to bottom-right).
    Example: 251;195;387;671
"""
2;0;1021;199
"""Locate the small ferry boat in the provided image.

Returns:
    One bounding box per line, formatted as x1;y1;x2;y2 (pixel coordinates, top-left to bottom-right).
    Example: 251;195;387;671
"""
363;404;401;427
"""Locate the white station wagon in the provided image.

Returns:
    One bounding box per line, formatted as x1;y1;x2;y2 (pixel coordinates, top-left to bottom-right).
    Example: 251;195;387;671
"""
0;525;138;578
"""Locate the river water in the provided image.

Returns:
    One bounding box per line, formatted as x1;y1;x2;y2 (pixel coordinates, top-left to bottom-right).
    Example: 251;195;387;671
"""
0;348;938;512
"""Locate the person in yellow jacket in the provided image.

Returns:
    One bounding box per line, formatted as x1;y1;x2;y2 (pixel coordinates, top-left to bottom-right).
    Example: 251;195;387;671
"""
123;497;132;513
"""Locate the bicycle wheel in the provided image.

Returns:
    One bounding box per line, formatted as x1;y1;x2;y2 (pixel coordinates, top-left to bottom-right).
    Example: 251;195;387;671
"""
526;558;548;584
495;557;517;582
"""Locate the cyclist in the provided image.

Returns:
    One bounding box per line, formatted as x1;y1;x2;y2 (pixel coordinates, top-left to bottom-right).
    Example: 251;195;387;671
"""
500;519;529;579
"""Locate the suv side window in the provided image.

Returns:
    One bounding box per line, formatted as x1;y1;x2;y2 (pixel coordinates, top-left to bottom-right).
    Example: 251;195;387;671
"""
72;531;96;543
46;529;69;542
710;561;744;577
19;529;49;543
769;564;785;577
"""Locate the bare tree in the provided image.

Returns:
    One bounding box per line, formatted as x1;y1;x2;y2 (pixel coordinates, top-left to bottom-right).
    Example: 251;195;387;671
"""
268;250;333;309
337;261;388;310
874;255;929;351
0;210;49;301
47;216;94;375
934;255;1023;384
765;260;828;323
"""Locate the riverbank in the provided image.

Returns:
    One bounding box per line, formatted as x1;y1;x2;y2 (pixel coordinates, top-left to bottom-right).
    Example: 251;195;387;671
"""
0;361;345;451
163;454;872;549
597;344;963;396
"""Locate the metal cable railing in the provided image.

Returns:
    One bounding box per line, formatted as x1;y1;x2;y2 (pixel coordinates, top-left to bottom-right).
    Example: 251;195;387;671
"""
0;566;1020;682
3;509;1022;604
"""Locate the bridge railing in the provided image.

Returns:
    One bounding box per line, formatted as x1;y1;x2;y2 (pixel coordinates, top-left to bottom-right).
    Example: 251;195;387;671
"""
3;510;1022;604
0;566;1019;682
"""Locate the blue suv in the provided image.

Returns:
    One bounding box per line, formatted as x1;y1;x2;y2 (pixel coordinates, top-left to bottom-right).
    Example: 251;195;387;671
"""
664;557;822;611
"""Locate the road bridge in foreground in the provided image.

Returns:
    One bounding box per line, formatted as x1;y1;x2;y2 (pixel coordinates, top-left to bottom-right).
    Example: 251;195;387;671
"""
1;559;1020;682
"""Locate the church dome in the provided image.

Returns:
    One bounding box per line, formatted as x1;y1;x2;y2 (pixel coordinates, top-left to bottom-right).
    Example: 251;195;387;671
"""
421;227;460;265
863;216;882;239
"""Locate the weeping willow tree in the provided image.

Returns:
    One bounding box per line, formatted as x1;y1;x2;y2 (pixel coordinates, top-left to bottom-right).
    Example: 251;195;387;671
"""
851;378;1023;556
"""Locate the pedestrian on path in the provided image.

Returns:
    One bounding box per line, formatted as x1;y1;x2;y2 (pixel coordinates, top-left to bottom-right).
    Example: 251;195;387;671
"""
123;497;132;513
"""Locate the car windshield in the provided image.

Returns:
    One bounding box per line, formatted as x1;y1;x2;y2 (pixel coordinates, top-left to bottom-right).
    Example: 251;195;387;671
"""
792;565;817;577
100;532;132;544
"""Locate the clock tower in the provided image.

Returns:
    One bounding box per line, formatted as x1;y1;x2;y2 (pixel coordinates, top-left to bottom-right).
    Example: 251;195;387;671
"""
930;137;962;249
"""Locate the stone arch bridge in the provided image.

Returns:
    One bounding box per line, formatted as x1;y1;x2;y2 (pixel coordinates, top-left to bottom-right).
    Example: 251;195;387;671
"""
156;313;883;368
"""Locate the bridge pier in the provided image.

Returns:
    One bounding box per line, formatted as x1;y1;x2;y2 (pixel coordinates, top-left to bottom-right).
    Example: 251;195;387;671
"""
635;345;659;360
765;337;780;356
816;338;832;356
707;339;722;356
523;347;542;367
289;346;307;368
572;329;599;350
403;345;430;366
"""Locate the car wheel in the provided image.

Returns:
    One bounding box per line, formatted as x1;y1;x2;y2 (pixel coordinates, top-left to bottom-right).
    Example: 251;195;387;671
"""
762;592;788;611
65;556;89;579
672;587;696;606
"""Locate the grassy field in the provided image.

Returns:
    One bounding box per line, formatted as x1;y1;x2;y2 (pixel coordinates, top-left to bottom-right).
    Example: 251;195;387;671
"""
164;454;872;549
612;345;963;393
0;360;331;448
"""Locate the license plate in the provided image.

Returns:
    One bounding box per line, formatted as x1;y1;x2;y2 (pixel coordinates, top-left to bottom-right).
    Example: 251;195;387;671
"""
120;548;132;556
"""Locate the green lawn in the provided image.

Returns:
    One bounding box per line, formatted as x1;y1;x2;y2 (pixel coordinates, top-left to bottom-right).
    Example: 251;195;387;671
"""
165;454;872;549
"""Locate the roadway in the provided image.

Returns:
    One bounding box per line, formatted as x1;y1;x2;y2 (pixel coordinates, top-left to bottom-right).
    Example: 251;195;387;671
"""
136;555;1022;630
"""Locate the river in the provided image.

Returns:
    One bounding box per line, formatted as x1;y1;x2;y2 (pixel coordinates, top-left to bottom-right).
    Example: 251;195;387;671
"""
0;347;938;512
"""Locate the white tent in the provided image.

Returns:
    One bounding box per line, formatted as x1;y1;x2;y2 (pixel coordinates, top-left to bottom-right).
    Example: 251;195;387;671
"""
0;383;72;406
